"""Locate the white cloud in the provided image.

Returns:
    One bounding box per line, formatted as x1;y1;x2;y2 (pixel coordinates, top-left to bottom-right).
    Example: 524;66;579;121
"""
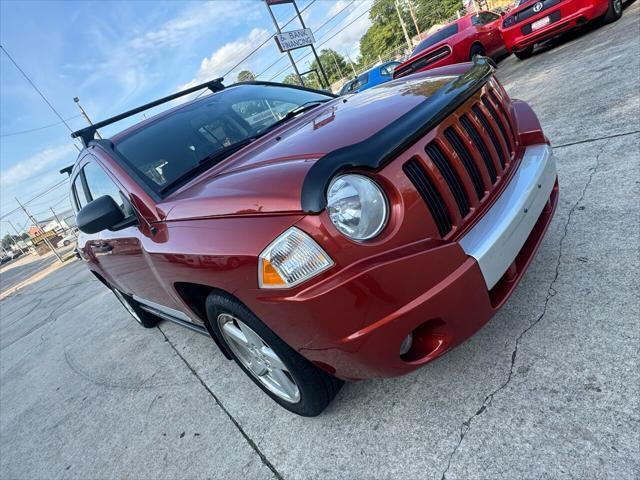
0;144;76;187
129;1;256;52
181;28;270;89
319;2;373;59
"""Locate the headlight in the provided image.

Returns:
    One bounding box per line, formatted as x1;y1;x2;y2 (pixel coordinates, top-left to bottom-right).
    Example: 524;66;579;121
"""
259;227;334;289
327;174;388;241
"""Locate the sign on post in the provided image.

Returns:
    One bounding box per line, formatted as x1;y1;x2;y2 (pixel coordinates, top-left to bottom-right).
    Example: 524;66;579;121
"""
30;230;56;245
274;28;315;52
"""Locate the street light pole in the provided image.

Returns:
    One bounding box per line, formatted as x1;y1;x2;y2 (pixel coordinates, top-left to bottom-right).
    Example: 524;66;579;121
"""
73;96;102;139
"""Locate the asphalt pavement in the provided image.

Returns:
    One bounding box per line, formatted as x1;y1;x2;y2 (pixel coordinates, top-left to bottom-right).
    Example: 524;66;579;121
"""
1;5;638;479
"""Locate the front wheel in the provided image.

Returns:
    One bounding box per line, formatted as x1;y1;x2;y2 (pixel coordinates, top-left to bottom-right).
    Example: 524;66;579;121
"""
515;45;534;60
206;293;343;416
602;0;623;23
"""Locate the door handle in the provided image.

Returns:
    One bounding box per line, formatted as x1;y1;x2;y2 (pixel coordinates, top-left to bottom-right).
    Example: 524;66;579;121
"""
92;243;114;255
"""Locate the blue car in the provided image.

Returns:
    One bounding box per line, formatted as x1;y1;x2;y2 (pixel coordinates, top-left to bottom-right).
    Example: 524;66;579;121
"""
338;61;401;95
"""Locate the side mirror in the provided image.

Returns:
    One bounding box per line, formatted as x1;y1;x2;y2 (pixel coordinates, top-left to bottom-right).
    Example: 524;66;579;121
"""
77;195;135;234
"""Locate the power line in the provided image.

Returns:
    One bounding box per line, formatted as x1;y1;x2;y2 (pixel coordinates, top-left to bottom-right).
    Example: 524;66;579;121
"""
0;115;83;138
268;5;371;82
0;45;76;134
0;178;70;220
255;0;357;80
193;0;321;101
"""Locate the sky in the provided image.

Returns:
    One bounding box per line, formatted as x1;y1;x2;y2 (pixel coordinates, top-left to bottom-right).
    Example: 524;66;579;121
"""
0;0;372;235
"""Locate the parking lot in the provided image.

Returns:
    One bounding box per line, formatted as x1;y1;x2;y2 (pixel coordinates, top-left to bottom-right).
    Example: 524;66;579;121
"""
1;4;638;479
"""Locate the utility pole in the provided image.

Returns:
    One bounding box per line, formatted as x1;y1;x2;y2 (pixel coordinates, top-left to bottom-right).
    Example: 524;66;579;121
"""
406;0;422;40
395;0;413;51
344;53;358;77
15;197;63;262
5;220;27;255
265;2;305;87
330;51;344;81
73;97;102;139
291;0;330;89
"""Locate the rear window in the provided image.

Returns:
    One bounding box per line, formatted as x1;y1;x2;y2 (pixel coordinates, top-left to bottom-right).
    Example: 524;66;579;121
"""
412;24;459;56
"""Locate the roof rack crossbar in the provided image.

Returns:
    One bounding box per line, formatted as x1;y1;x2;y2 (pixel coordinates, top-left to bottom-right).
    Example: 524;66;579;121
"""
71;77;225;146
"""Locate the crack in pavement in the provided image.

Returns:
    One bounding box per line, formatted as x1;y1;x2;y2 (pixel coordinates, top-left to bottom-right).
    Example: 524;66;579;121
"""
552;129;639;149
157;325;284;480
439;140;609;480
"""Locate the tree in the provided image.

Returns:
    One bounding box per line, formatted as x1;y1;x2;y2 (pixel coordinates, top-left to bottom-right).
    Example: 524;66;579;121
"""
2;234;18;250
236;70;256;82
309;49;349;87
282;73;302;86
358;0;462;67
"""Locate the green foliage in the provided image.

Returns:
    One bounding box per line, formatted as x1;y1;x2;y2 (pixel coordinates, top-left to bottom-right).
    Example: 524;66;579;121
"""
309;49;349;86
282;73;302;86
236;70;256;82
359;0;464;67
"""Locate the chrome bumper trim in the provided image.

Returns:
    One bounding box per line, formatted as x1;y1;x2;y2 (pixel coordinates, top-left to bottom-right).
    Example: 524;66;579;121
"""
459;144;557;289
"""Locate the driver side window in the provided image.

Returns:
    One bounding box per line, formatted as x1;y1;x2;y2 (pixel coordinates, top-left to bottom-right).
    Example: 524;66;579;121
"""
83;161;133;217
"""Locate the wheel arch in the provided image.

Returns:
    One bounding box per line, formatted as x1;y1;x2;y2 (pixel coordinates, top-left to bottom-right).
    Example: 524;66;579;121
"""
173;282;236;359
470;41;486;59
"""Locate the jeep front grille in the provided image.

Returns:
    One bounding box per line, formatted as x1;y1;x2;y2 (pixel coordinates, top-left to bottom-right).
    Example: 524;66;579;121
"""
403;83;518;238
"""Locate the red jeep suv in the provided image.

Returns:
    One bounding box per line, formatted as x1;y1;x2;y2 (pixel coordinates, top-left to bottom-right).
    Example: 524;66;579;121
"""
501;0;623;59
68;58;558;416
393;11;506;79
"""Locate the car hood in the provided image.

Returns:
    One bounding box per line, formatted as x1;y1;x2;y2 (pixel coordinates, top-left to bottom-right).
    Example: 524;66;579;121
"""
158;71;459;222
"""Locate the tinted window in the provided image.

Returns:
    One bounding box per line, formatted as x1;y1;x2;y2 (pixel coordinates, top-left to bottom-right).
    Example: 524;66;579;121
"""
73;174;88;210
83;162;130;214
339;80;357;95
473;12;500;25
380;62;400;76
114;85;332;193
412;24;459;55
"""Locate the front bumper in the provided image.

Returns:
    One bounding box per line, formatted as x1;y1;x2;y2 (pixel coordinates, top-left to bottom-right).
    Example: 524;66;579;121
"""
501;0;608;51
282;144;558;380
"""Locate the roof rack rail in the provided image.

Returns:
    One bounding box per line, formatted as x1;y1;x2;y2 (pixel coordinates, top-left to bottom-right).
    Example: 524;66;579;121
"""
71;77;225;147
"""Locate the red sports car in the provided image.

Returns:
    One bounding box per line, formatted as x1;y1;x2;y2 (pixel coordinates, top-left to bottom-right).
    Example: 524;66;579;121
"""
501;0;623;59
394;11;507;79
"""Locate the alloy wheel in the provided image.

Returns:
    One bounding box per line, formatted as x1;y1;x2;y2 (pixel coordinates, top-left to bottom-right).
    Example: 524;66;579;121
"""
217;313;300;403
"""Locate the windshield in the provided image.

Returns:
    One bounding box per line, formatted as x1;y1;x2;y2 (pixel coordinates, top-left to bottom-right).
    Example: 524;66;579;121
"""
412;23;459;56
114;84;332;194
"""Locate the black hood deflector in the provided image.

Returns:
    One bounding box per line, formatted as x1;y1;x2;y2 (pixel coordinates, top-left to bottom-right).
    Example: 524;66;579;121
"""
300;56;495;213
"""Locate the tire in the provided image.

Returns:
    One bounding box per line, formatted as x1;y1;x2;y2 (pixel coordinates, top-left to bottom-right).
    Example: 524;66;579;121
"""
63;240;70;247
515;45;535;60
112;288;158;328
469;43;486;61
206;293;343;416
602;0;623;23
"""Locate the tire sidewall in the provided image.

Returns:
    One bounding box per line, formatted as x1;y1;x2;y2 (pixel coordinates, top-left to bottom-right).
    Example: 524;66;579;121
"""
205;293;340;416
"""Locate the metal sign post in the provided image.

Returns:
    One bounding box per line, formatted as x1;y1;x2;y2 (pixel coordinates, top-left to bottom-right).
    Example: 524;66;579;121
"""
265;0;305;86
291;0;330;89
264;0;330;89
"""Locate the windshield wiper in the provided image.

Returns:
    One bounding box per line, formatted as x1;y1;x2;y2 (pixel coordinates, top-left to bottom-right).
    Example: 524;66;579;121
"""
255;99;332;138
197;137;254;166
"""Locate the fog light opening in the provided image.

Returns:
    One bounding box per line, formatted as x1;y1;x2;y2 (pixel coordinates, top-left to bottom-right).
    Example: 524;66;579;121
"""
400;318;447;363
399;333;413;356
